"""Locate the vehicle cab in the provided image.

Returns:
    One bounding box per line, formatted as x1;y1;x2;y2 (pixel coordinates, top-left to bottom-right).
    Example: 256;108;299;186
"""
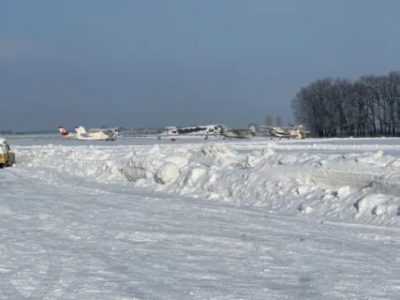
0;138;15;167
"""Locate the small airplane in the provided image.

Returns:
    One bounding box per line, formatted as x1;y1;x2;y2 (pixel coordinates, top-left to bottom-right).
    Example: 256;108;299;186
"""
221;125;256;139
159;124;257;140
158;124;224;140
58;126;118;141
269;125;307;139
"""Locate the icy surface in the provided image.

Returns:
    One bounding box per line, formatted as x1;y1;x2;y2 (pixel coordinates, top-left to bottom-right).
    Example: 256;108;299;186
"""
1;135;400;299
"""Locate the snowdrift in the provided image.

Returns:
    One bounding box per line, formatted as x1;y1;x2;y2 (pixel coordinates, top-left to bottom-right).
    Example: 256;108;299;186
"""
14;141;400;224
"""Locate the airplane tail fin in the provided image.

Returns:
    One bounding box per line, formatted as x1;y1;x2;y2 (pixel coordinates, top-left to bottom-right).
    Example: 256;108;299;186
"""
58;126;69;136
248;124;257;136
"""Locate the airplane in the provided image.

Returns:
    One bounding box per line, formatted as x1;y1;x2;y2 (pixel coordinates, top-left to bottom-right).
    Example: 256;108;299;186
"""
58;126;118;141
268;125;307;139
158;124;224;140
159;124;257;140
221;125;256;139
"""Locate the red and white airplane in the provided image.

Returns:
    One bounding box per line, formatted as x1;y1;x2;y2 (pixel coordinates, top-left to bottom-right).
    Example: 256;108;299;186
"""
58;126;118;141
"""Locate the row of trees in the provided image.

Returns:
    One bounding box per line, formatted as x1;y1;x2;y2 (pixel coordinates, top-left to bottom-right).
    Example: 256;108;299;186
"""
292;72;400;137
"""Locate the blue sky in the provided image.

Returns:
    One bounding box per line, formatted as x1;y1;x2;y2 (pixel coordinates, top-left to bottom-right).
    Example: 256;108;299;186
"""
1;0;400;131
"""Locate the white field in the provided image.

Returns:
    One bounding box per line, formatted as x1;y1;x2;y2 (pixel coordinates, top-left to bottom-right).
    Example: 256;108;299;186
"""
1;135;400;299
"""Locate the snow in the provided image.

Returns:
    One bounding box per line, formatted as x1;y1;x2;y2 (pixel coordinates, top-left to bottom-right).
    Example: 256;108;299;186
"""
1;135;400;298
154;162;180;184
13;137;400;223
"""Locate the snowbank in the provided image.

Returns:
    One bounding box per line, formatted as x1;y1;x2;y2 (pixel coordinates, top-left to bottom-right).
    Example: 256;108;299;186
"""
14;139;400;224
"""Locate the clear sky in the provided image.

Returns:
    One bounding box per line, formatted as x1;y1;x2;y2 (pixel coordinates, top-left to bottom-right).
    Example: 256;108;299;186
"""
1;0;400;131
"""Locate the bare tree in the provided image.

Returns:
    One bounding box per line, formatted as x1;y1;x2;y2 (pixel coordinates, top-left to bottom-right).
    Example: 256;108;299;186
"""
292;71;400;137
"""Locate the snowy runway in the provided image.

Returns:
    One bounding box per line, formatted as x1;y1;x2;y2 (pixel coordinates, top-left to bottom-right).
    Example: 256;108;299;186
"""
1;135;400;299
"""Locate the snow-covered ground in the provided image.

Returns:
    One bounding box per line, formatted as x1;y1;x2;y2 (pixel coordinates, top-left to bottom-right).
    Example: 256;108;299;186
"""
1;135;400;299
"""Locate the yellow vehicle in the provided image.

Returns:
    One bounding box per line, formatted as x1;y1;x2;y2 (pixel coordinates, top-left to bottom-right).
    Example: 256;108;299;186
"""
0;138;15;167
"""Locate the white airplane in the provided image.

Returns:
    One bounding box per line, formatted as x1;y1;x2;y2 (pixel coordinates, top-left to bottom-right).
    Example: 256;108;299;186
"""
158;124;224;140
221;125;256;139
58;126;118;141
159;124;257;140
269;125;307;139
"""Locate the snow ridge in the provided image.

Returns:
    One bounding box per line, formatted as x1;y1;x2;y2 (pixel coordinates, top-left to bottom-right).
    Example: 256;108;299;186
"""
14;141;400;224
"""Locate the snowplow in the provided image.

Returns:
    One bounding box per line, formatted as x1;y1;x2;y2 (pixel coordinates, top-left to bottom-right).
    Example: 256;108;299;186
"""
0;138;15;167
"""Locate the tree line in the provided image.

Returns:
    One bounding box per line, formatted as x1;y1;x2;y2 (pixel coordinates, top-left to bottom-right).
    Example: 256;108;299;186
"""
292;72;400;137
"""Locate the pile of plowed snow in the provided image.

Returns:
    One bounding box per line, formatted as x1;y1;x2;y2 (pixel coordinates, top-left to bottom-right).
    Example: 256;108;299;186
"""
14;142;400;224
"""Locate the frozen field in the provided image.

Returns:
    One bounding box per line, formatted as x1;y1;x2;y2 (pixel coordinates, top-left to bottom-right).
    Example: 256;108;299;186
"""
1;135;400;299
